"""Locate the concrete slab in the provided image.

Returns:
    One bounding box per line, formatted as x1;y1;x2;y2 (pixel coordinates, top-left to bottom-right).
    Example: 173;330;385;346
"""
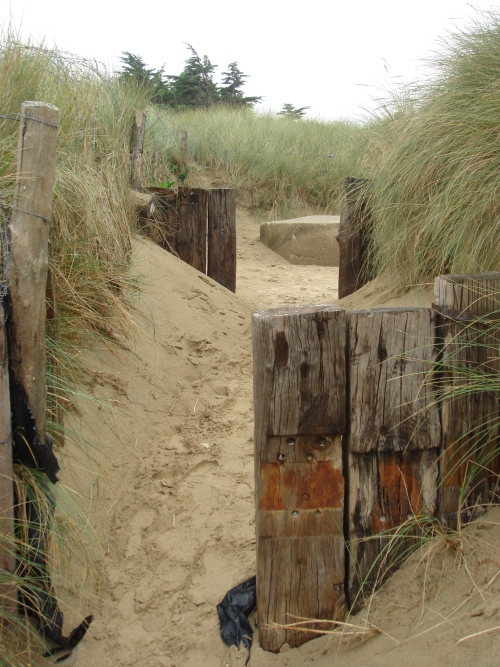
259;215;340;266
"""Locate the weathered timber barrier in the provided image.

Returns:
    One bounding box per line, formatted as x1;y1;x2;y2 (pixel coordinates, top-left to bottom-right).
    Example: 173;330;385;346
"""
252;305;346;650
337;177;373;299
144;186;237;293
252;273;500;652
434;273;500;529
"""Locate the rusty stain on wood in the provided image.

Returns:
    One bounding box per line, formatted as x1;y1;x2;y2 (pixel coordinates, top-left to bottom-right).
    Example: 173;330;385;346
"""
259;460;344;510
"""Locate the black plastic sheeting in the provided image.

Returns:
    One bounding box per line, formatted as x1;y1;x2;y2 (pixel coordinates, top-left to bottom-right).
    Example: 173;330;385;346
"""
2;291;92;658
217;576;256;665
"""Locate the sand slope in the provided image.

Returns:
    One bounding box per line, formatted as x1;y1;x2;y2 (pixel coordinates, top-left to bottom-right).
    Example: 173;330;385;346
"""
58;218;500;667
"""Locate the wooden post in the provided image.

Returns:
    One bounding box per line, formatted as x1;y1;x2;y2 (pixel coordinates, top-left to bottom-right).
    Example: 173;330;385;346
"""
434;273;500;529
207;189;236;292
0;303;15;615
180;131;188;172
130;110;147;190
345;308;440;609
252;304;347;652
176;187;207;273
337;177;372;299
7;101;59;445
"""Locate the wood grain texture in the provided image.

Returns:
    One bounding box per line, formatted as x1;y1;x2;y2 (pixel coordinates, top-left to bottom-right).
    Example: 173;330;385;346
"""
176;187;207;273
7;101;59;441
0;304;16;615
337;177;372;299
434;274;500;528
347;308;441;454
252;304;346;652
130;110;147;190
207;189;236;292
347;448;439;609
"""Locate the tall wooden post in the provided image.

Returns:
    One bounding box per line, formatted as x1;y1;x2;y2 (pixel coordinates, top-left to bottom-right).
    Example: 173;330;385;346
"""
337;177;372;299
130;110;147;191
434;273;500;529
207;189;236;292
176;187;207;273
7;101;59;444
345;308;440;609
0;303;15;615
180;131;188;172
252;304;347;652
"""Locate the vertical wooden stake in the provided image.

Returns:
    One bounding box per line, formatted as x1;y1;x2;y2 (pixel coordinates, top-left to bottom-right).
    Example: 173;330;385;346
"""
252;304;347;652
337;177;372;299
0;303;15;615
130;110;147;190
7;101;59;444
434;273;500;529
207;189;236;292
176;187;207;273
345;308;440;609
180;131;188;172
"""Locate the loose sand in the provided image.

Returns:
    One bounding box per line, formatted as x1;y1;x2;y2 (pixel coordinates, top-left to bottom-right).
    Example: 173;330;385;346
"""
56;207;500;667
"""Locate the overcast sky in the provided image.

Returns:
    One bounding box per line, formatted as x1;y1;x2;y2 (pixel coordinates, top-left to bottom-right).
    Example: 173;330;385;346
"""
4;0;499;120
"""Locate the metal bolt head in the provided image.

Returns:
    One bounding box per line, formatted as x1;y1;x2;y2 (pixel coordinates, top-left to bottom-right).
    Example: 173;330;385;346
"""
286;437;295;446
318;437;326;448
291;510;299;518
277;452;286;462
379;514;387;522
306;453;313;461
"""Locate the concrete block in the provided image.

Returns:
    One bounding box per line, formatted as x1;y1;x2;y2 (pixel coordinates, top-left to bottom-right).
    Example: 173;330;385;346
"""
260;215;340;266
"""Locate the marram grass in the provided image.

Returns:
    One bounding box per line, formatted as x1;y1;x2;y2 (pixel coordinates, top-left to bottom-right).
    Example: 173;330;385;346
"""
144;105;364;218
362;9;500;288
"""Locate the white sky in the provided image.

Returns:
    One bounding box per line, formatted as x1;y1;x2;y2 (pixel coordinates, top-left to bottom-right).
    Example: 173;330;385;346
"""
4;0;499;120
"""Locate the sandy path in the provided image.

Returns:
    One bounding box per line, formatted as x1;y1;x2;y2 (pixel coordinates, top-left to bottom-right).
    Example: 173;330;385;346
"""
235;208;339;310
58;209;500;667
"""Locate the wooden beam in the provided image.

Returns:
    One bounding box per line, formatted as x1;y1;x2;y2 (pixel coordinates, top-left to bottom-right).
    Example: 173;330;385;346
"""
207;189;236;292
176;187;207;273
7;101;59;443
252;304;346;652
130;110;147;190
337;177;372;299
0;303;15;615
434;273;500;529
345;308;440;609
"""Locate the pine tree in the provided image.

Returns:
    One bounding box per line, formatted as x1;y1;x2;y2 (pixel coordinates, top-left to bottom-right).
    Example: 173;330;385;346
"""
170;44;219;107
119;52;172;104
219;62;262;107
277;103;310;119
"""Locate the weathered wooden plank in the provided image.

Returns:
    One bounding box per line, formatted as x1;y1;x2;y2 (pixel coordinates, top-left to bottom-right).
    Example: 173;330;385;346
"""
176;187;207;272
258;536;345;650
130;110;147;190
434;273;500;528
7;101;59;442
348;448;439;610
144;187;177;250
348;308;441;454
207;189;236;292
253;304;347;444
252;304;346;652
0;304;16;615
337;177;372;299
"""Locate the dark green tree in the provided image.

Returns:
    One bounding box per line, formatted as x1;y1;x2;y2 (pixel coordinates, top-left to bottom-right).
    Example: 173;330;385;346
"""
119;51;173;104
169;44;219;107
277;103;310;119
219;62;262;106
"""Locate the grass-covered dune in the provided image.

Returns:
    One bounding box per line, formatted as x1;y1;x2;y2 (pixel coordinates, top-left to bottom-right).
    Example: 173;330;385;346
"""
145;105;364;218
362;9;500;287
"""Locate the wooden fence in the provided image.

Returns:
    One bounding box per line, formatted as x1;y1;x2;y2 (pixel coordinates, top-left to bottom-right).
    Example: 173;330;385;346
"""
142;186;237;293
252;271;500;651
